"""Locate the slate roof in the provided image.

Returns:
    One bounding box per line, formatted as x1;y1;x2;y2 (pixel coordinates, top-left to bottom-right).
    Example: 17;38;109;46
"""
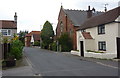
0;20;17;29
64;9;103;26
78;6;120;30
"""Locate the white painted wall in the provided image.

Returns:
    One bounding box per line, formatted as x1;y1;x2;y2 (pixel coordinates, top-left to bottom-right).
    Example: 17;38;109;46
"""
31;35;34;43
86;23;118;54
76;22;119;58
85;39;95;51
76;31;85;52
118;23;120;37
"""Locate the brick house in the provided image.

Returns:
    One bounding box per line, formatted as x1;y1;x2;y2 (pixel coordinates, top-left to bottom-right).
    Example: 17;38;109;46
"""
25;31;41;47
56;6;103;50
0;13;17;59
76;6;120;59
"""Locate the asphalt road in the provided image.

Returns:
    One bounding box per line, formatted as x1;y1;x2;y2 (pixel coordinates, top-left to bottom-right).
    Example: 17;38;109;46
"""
24;47;118;76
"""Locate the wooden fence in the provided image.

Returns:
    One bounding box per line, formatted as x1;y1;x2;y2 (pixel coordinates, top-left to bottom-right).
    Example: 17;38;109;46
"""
0;43;10;59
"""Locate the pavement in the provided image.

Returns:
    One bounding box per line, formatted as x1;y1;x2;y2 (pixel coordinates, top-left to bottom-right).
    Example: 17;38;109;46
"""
62;52;119;69
2;53;34;76
1;47;119;76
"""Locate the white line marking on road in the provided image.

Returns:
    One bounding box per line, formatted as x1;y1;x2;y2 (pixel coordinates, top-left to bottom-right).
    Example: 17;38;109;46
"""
96;62;118;69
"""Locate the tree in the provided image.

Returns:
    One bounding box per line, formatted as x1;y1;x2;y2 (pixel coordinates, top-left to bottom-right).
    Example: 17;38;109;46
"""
40;21;54;49
58;33;73;52
18;30;28;45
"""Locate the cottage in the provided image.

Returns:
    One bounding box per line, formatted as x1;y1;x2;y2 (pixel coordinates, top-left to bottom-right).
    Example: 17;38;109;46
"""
0;13;17;59
0;13;17;39
56;6;103;50
25;31;41;47
77;6;120;59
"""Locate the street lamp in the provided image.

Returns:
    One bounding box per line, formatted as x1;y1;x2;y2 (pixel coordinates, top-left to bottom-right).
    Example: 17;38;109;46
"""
49;36;53;50
57;40;59;52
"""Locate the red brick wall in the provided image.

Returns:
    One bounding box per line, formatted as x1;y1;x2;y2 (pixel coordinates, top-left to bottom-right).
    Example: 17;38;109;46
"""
25;36;31;47
56;7;79;50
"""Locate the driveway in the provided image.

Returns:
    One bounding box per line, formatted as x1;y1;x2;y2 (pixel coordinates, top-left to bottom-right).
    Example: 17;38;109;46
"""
24;47;118;76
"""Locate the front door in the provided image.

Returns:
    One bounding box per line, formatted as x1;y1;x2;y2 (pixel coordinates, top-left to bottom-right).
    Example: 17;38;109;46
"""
80;41;84;57
117;37;120;59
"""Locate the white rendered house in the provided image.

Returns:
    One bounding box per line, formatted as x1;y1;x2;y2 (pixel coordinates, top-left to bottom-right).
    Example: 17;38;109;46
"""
76;6;120;59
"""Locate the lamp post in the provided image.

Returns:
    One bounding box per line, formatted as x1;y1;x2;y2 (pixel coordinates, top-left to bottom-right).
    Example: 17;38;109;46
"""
57;40;59;52
49;37;53;50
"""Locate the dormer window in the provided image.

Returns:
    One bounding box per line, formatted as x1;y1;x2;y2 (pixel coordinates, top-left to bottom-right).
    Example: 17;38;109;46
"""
98;24;105;34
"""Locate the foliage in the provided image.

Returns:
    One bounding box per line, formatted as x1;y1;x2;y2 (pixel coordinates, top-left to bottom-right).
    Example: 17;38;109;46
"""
10;39;23;60
3;37;8;43
0;33;2;43
86;50;104;53
40;21;54;49
33;41;40;46
18;30;28;45
51;42;57;51
58;33;73;52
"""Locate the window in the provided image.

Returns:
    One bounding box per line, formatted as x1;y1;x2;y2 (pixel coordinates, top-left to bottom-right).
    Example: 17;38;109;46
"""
98;25;105;34
60;22;63;32
1;30;11;36
98;41;106;51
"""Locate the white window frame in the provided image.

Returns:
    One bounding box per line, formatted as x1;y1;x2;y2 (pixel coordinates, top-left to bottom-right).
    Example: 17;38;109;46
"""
0;29;12;36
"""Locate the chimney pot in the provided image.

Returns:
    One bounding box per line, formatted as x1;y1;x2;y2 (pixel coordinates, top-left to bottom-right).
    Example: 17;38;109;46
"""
88;6;90;10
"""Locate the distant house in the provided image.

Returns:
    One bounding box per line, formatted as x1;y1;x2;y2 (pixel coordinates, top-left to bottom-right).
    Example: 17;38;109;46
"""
25;31;41;47
0;13;17;59
56;6;103;50
0;13;17;39
77;6;120;59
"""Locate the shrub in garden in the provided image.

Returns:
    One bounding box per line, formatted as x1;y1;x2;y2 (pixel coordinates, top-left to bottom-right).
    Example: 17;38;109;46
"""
10;40;23;60
33;41;40;46
58;33;73;52
51;42;57;51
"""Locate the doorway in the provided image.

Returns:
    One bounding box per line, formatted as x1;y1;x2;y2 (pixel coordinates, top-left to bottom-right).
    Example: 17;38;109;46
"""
80;41;84;57
117;37;120;59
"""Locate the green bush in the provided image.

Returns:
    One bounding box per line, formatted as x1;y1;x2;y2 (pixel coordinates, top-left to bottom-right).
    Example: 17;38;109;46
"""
34;41;40;46
10;40;23;60
58;33;73;52
51;42;57;51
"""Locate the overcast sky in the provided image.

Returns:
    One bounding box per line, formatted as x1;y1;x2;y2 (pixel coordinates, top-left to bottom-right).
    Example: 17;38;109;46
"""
0;0;119;33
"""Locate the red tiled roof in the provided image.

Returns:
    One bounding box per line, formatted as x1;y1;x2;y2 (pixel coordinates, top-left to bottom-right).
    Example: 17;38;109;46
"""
25;31;41;41
78;6;120;30
25;31;41;37
82;32;93;39
33;34;40;41
0;20;17;29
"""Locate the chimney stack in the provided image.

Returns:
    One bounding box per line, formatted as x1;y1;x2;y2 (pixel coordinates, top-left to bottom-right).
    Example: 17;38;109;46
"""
87;6;92;18
14;12;17;23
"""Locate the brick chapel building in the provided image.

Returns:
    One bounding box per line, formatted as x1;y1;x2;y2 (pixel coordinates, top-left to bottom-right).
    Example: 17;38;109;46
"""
56;6;103;50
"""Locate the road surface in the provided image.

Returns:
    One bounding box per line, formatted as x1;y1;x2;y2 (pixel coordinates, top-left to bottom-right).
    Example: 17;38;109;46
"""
24;47;118;76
